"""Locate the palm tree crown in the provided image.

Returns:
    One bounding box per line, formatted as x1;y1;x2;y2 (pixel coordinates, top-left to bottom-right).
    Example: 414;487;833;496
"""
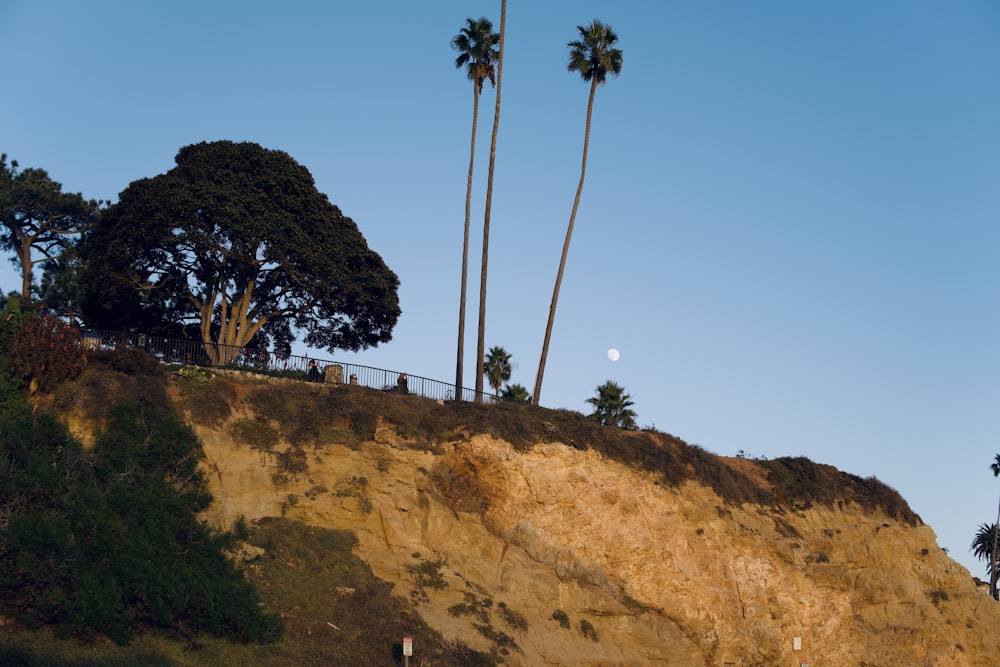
988;453;1000;598
501;382;531;404
972;522;1000;582
586;380;637;429
483;345;513;397
452;18;499;94
567;20;623;86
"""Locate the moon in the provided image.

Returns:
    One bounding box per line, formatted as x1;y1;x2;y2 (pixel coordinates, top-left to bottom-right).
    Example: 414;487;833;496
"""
607;348;620;362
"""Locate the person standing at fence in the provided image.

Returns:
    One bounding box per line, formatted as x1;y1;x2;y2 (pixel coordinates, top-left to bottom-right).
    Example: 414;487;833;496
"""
397;372;408;394
308;359;321;382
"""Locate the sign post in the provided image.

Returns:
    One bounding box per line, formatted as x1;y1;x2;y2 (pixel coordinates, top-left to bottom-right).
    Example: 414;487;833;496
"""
403;636;413;667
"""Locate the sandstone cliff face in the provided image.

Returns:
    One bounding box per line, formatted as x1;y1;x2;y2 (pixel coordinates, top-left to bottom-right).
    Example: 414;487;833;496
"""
191;401;1000;666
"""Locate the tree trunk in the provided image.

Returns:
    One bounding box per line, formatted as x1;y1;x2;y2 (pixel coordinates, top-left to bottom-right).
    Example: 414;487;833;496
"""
197;282;265;366
992;495;1000;599
456;83;480;400
19;237;32;299
475;0;505;403
533;77;597;406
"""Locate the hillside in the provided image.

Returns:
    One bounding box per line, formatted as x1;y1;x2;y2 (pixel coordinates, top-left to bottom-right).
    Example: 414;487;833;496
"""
27;361;1000;665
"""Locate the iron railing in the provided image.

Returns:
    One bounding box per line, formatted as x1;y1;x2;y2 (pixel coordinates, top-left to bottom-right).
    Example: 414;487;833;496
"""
81;329;495;403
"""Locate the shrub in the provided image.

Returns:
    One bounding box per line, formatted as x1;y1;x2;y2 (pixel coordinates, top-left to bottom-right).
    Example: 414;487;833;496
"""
6;314;86;392
0;393;283;645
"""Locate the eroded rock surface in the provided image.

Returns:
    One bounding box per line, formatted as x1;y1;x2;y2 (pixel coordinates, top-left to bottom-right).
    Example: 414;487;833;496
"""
192;412;1000;666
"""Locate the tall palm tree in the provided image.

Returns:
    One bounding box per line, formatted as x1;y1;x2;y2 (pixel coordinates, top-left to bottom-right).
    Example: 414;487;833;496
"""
989;454;1000;598
475;0;506;403
452;17;499;401
972;522;1000;590
586;379;637;429
533;20;623;405
483;345;513;397
476;0;507;403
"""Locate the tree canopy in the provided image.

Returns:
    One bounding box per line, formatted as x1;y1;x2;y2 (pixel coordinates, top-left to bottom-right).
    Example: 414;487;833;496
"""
78;141;400;363
586;380;637;430
0;154;99;299
483;345;513;397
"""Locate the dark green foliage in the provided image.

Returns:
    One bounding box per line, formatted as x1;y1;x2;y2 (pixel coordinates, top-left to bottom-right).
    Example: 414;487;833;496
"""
0;154;100;300
586;379;637;429
6;313;85;392
77;140;400;358
970;522;999;582
500;382;530;404
0;386;282;645
483;346;513;397
551;609;571;629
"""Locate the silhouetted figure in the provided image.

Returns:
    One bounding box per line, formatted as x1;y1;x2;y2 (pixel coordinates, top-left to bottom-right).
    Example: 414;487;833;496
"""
308;360;321;382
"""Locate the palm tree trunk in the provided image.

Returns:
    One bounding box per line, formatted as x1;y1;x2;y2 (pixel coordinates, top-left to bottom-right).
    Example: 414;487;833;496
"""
992;495;1000;599
532;78;597;406
475;0;505;403
455;85;480;400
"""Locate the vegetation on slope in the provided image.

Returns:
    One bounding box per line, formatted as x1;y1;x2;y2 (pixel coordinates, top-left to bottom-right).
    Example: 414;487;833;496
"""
0;309;497;664
0;338;283;645
0;306;919;663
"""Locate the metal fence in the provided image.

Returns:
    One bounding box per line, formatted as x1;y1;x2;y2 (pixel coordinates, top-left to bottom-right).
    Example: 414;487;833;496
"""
81;329;494;403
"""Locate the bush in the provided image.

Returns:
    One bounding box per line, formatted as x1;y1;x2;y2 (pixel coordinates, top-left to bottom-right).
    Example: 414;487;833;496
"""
6;313;86;392
0;392;283;645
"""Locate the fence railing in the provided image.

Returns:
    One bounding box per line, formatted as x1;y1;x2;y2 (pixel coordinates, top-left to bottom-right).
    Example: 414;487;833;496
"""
82;329;495;404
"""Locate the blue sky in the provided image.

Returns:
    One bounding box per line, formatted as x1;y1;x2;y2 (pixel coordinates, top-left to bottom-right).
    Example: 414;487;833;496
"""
2;1;999;577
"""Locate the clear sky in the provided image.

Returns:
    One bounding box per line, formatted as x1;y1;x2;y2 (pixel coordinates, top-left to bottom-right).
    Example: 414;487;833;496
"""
2;1;998;577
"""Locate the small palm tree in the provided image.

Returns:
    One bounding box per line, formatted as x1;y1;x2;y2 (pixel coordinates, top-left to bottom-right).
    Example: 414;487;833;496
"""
989;454;1000;599
586;380;637;429
451;17;499;400
483;345;513;397
533;20;622;405
501;382;530;404
972;522;1000;588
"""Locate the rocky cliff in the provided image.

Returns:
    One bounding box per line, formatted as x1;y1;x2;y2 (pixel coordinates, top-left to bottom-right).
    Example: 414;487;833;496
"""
178;376;1000;666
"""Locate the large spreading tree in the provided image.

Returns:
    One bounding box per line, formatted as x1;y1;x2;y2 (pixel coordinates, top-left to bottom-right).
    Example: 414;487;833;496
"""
0;154;100;299
78;141;400;364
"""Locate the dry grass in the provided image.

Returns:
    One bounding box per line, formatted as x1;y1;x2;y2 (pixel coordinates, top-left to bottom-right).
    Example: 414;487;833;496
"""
228;377;920;525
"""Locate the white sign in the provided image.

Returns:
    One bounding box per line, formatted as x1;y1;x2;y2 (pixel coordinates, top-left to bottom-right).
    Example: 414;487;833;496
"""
403;636;413;656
